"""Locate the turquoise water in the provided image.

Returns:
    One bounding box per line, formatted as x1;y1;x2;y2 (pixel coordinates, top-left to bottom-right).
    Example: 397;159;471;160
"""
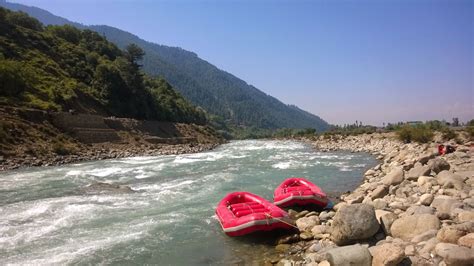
0;140;376;265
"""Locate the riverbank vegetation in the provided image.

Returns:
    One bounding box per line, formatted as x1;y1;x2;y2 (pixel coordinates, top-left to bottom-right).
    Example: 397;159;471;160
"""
0;7;206;124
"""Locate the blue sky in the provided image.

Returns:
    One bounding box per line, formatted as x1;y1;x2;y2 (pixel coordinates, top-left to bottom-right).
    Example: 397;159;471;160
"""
12;0;473;125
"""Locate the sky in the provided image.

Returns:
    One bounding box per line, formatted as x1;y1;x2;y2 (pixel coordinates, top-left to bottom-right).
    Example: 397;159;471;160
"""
11;0;474;125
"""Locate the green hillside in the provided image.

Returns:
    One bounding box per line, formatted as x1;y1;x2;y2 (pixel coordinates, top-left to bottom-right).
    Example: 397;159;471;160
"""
0;7;206;124
0;1;329;131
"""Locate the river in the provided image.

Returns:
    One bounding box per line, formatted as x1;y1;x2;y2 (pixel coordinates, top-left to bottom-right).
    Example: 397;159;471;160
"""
0;140;377;265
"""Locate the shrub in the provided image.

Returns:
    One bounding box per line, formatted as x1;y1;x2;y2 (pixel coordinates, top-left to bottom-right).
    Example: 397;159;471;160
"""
397;124;434;143
397;125;412;143
441;128;457;140
466;126;474;140
0;60;30;97
52;141;71;155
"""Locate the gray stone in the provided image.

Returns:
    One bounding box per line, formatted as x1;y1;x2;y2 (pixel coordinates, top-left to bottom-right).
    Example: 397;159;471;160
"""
307;239;336;253
365;169;376;176
288;209;298;219
404;205;435;216
405;245;415;256
434;243;474;266
369;243;405;266
391;214;441;241
431;196;463;217
458;211;474;222
305;211;319;217
311;225;330;235
330;204;380;245
382;167;404;186
277;234;300;244
370;185;388;200
83;182;135;194
326;244;372;266
411;229;438;243
305;252;327;264
437;171;464;190
418;152;437;164
418;237;439;258
296;210;310;218
345;194;364;204
380;212;398;236
419;193;434;205
372;199;388;210
319;211;331;221
437;223;471;244
333;202;347;212
406;165;431;181
318;260;330;266
296;216;320;232
453;151;469;158
458;233;474;248
275;244;291;253
300;231;314;240
418;175;434;186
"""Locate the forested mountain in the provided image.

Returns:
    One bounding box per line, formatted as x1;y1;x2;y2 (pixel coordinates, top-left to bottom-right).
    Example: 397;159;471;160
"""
0;0;329;131
0;7;206;124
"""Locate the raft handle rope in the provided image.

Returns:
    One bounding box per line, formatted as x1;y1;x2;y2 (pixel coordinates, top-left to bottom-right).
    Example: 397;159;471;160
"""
264;213;299;229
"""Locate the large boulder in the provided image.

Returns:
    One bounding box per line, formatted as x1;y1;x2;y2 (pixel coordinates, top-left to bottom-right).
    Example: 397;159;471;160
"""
437;171;465;189
369;243;405;266
428;157;450;173
430;195;463;217
330;204;380;245
382;167;404;186
406;165;431;181
326;244;372;266
391;214;441;241
434;243;474;266
418;152;437;164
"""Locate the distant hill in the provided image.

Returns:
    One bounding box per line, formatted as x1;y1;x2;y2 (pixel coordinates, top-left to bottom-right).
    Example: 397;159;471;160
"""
0;6;207;124
0;0;330;131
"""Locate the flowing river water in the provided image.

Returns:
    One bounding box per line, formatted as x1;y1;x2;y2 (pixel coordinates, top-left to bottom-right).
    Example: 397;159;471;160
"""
0;140;377;265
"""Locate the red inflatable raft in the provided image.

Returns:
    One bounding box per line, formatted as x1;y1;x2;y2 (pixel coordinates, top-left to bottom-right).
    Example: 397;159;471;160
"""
216;192;293;236
274;177;328;208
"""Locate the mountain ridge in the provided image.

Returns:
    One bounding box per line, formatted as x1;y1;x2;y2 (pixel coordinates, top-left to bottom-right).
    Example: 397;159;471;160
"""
0;0;330;131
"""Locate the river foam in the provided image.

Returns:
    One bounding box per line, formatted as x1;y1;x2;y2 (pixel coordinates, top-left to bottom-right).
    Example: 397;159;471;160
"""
0;140;376;264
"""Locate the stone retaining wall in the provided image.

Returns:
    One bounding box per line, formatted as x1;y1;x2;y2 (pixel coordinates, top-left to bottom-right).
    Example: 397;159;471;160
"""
9;107;200;145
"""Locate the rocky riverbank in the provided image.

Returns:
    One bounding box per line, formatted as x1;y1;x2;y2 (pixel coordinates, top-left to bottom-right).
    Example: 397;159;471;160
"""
267;133;473;266
0;142;220;171
0;106;224;171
